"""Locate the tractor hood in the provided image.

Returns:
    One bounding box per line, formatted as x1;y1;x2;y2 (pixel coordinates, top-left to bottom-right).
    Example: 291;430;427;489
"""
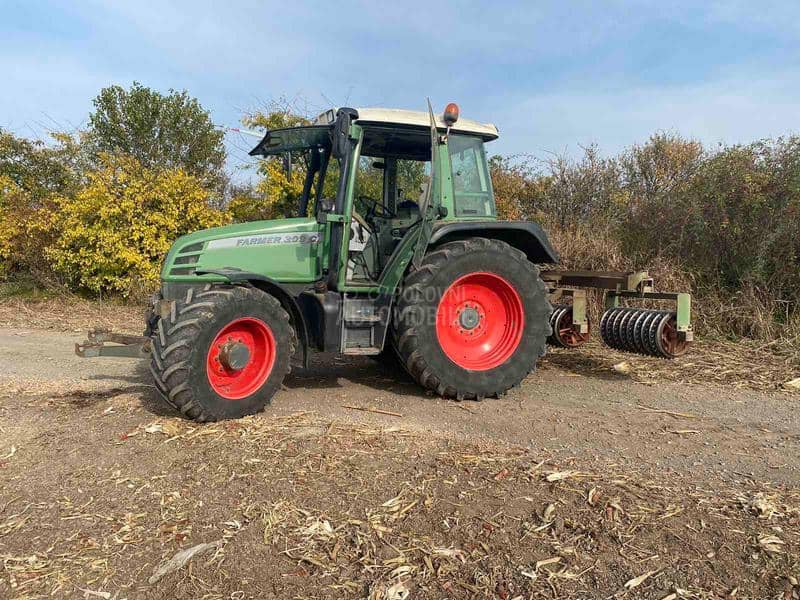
161;217;324;284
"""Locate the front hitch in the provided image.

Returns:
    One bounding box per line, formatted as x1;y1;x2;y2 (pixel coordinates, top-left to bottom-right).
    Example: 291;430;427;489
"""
75;328;151;359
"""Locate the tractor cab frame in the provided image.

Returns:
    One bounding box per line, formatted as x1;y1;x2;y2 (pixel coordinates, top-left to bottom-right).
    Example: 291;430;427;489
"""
248;106;557;293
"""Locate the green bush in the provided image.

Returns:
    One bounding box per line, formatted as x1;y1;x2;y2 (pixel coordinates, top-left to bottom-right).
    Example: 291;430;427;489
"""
46;155;228;297
490;133;800;340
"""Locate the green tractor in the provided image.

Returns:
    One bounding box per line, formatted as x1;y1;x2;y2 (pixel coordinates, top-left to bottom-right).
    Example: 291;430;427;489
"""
77;102;693;421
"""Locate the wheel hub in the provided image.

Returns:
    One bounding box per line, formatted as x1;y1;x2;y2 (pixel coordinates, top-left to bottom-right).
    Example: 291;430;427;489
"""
218;340;251;371
206;317;276;400
458;306;481;330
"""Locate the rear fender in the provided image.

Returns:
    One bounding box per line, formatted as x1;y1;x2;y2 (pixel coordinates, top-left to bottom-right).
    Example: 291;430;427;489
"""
429;221;559;264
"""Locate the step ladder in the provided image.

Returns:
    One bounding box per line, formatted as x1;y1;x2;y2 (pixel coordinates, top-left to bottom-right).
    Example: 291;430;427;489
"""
341;295;387;355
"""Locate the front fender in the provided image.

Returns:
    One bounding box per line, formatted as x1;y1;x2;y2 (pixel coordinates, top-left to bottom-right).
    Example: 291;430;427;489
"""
195;268;310;368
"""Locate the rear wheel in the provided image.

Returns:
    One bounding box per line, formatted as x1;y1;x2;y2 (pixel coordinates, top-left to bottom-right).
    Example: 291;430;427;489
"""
393;238;552;400
150;284;294;421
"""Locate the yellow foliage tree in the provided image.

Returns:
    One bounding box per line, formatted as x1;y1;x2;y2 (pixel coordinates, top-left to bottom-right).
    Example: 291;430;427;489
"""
0;176;24;269
47;156;228;296
0;175;58;282
228;160;305;222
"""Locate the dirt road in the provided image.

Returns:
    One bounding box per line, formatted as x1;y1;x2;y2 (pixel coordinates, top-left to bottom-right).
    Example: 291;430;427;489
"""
2;322;799;598
2;328;798;486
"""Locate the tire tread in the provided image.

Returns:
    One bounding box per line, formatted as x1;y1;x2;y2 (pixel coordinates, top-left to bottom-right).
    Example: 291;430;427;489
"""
393;237;551;401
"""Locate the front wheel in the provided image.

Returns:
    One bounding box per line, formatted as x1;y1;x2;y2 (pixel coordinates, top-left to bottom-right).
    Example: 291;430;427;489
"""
150;284;295;421
393;238;552;400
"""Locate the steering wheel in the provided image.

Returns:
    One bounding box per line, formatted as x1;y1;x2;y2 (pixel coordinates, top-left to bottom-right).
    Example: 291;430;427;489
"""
357;195;396;221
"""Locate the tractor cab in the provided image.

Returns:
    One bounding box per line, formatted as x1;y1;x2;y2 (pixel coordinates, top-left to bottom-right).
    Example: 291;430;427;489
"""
248;106;503;291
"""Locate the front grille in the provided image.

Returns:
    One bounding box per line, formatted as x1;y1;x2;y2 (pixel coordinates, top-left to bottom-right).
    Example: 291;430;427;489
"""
173;254;199;265
179;242;204;254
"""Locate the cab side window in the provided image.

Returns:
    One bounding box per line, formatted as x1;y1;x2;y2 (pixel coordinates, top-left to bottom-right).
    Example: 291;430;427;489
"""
448;134;495;217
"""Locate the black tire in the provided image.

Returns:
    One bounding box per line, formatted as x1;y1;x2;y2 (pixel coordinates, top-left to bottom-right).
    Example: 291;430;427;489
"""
633;310;657;354
600;307;620;346
393;238;552;400
150;284;295;422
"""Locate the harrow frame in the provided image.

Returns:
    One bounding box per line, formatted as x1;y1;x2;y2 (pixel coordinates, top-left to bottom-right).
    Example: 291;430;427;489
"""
541;269;694;354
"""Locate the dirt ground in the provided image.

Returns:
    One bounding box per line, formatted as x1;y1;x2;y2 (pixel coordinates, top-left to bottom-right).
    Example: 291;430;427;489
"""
1;299;799;599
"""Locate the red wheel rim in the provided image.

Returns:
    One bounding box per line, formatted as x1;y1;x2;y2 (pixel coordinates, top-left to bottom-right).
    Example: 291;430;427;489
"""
659;315;690;358
436;272;525;371
206;317;276;400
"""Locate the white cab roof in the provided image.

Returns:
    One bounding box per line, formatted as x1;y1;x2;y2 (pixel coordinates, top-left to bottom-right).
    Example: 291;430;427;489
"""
313;107;499;141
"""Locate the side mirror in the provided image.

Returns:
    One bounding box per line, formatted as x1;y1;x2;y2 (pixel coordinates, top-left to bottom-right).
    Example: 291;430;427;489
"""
332;108;359;158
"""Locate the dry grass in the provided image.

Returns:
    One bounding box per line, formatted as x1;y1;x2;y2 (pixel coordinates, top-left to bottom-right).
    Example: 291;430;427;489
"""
543;338;800;393
0;295;143;334
546;224;800;363
1;405;799;599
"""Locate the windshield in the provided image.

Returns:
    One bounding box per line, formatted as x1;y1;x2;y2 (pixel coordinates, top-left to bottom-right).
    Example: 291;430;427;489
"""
247;126;340;218
249;125;331;157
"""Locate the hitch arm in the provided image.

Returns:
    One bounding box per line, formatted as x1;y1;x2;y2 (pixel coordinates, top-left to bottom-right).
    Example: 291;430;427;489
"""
75;328;151;359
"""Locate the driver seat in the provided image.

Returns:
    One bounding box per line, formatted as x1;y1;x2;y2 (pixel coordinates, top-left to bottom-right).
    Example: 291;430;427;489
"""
346;210;379;282
349;210;373;249
393;182;424;221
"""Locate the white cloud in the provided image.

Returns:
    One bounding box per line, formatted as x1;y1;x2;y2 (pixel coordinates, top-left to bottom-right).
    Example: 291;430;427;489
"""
489;71;800;159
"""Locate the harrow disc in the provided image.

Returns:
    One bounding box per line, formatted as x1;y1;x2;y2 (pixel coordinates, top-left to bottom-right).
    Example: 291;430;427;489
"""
550;305;591;348
631;310;656;354
622;309;645;352
547;304;564;346
653;312;690;358
599;306;621;346
547;304;567;345
609;307;634;349
644;310;670;356
600;307;689;358
616;309;638;351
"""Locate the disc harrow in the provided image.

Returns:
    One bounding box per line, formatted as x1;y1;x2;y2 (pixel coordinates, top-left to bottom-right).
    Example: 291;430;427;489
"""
547;304;591;348
600;307;689;358
542;269;693;360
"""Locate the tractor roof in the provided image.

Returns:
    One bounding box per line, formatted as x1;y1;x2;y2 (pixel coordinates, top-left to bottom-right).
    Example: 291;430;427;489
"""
313;107;500;141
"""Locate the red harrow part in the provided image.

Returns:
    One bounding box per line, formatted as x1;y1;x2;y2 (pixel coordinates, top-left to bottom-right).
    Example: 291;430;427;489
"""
547;304;591;348
543;270;693;359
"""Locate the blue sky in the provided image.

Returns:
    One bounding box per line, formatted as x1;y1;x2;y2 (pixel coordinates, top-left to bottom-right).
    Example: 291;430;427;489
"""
2;0;799;180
